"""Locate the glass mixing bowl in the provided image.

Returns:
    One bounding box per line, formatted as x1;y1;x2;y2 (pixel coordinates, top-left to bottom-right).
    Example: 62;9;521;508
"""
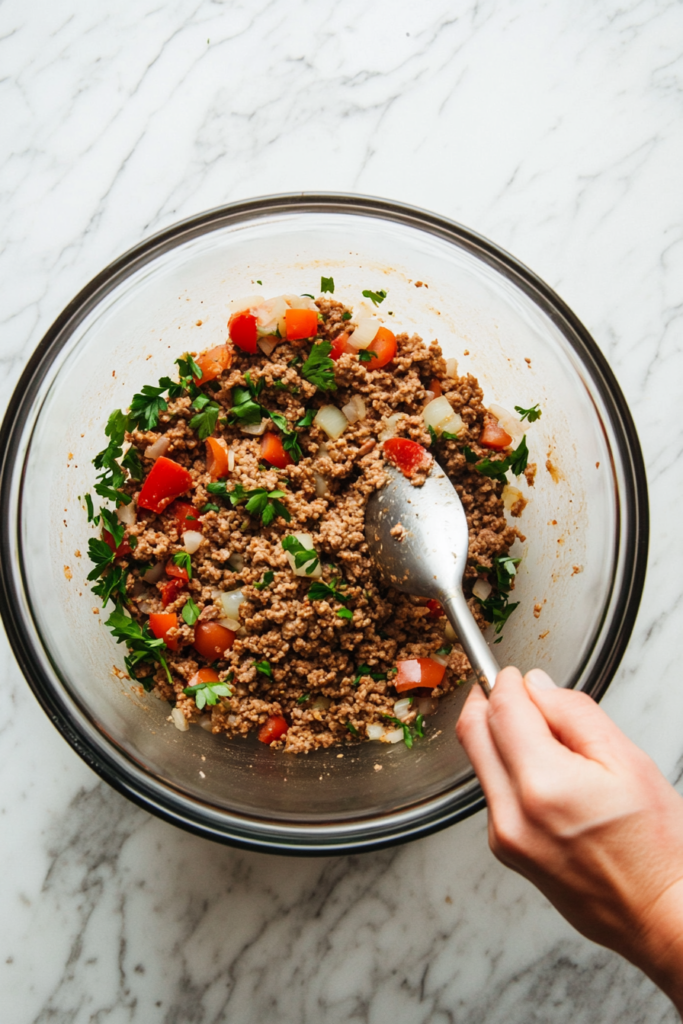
0;194;648;853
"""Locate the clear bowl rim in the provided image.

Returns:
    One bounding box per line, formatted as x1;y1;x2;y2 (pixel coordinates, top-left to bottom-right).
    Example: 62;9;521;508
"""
0;191;649;854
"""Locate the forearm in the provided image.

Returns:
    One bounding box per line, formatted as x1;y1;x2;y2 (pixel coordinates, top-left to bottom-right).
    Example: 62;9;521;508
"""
635;877;683;1014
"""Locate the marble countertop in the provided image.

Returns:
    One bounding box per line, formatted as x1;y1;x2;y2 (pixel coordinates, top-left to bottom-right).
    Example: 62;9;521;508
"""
1;2;682;1021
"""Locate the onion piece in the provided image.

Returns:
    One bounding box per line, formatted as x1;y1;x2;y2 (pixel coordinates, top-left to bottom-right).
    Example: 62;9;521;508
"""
199;714;213;732
430;652;450;667
254;295;288;335
367;723;384;740
488;404;525;441
144;436;171;460
446;358;459;379
143;562;166;584
314;405;348;440
382;728;405;745
219;588;244;621
283;293;318;312
218;616;241;631
228;552;244;572
444;620;457;643
316;442;329;461
417;697;436;717
171;708;189;732
311;695;331;711
341;395;367;424
183;531;203;554
229;294;264;313
347;317;379;350
423;395;463;437
258;336;278;357
228;450;235;472
284;532;322;579
116;502;136;526
502;484;524;511
473;579;492;601
240;418;269;436
378;412;406;442
138;600;154;615
393;698;413;721
313;472;329;497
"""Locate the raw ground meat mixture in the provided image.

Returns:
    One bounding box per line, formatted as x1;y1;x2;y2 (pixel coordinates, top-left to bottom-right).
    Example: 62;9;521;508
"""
87;292;527;754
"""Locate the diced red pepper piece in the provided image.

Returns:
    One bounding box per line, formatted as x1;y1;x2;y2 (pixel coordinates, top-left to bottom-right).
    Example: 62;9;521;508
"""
258;715;289;744
428;378;443;397
205;437;229;480
149;611;180;652
479;416;513;450
426;599;444;619
193;344;232;384
137;457;194;514
229;312;258;354
383;438;432;479
260;432;293;469
285;308;318;341
170;500;202;538
161;578;186;608
193;621;235;660
187;667;220;688
394;658;446;693
330;333;353;361
363;327;397;370
166;560;189;583
103;530;132;557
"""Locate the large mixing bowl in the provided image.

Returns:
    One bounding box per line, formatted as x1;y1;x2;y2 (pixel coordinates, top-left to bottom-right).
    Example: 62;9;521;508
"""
0;194;648;853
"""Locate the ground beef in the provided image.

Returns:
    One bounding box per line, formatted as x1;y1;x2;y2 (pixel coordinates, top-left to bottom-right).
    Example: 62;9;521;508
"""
95;296;524;753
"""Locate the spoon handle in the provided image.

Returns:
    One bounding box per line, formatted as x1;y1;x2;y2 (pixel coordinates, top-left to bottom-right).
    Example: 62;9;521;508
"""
441;590;500;696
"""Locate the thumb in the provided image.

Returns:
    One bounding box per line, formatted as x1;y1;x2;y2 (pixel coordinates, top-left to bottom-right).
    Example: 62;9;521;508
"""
524;669;637;767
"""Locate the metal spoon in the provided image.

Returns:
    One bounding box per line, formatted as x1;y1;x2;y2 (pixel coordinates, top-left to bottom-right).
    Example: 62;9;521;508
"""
364;463;500;695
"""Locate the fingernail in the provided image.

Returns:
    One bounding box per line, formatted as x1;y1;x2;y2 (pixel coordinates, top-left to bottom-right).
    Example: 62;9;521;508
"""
526;669;557;691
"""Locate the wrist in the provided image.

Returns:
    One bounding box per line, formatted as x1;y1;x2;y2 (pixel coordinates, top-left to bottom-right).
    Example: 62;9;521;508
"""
636;876;683;1012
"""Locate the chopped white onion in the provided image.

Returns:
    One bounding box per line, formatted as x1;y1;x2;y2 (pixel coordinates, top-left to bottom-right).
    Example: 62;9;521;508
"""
312;695;331;710
444;620;457;643
417;697;436;717
143;562;165;584
423;396;463;437
171;708;189;732
219;588;244;621
446;358;459;379
313;471;329;497
199;714;213;732
240;418;269;436
393;698;413;721
144;435;171;460
431;652;450;667
347;317;379;350
502;484;524;511
116;502;136;526
229;294;264;313
473;578;492;601
254;295;288;335
283;293;318;311
228;450;235;472
258;336;278;357
382;728;405;745
227;714;239;725
218;616;240;631
228;552;244;572
488;404;525;440
366;723;384;741
378;412;406;442
341;394;367;424
424;390;435;402
138;600;154;615
183;531;203;554
314;405;348;440
284;532;322;579
316;442;329;461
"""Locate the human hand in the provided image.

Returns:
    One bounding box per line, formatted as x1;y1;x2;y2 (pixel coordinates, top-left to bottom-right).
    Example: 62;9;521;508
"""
456;667;683;1012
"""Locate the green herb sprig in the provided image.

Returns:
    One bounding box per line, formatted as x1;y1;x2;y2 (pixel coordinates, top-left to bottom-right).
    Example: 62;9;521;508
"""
300;340;336;392
514;403;542;423
183;677;232;709
362;288;387;306
106;606;172;689
281;535;320;575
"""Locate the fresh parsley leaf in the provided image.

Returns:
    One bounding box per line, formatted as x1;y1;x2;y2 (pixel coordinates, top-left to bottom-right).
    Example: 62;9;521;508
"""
346;721;359;736
475;592;520;635
336;607;353;620
352;665;387;687
508;435;529;476
296;409;316;428
84;493;96;523
122;445;143;481
253;570;275;591
201;503;220;513
206;483;291;525
288;354;303;368
463;446;479;464
273;380;287;390
129;385;168;431
181;596;200;626
106;606;172;687
341;311;352;321
281;535;319;575
296;693;310;704
192;393;210;411
91;566;127;607
254;659;272;678
514;403;542;423
87;538;115;580
301;341;336;392
441;430;459;441
173;552;192;579
228;385;264;425
435;645;452;656
158;374;186;399
494;554;521;593
471;455;510;485
176;353;202;381
183;678;232;709
427;424;438;446
100;507;124;551
321;276;334;294
300;293;315;299
308;578;349;604
383;714;414;748
105;409;130;446
357;349;377;363
362;288;387;306
189;401;220;440
414;714;425;738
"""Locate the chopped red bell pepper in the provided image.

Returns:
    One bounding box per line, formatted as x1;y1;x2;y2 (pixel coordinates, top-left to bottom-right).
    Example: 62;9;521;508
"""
103;530;132;557
258;715;289;744
161;578;186;608
285;308;318;341
260;432;293;469
228;312;258;353
479;416;512;450
137;457;194;514
149;611;180;651
382;438;432;479
394;658;446;693
363;327;397;369
169;500;202;538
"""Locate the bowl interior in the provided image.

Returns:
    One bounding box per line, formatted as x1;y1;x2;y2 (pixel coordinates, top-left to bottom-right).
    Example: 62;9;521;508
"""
10;202;632;842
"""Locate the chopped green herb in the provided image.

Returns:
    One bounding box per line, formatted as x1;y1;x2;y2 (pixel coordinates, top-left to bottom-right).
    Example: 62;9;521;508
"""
205;483;291;526
362;288;387;306
435;645;452;656
341;311;352;321
128;535;138;550
508;435;529;476
254;659;272;678
129;385;168;431
494;554;521;593
336;607;353;620
253;570;275;591
175;353;202;381
382;713;426;749
181;596;200;626
268;410;303;463
352;665;387;687
256;279;262;285
358;349;377;363
346;721;359;736
441;430;459;441
122;445;143;481
321;276;334;294
514;403;542;423
281;535;319;575
273;380;287;390
201;503;220;513
189;400;220;440
288;354;303;367
427;424;438;446
414;714;425;738
92;414;132;505
308;578;349;605
84;493;96;523
91;566;128;607
296;693;310;704
106;606;172;688
183;677;232;710
463;446;479;464
87;537;115;580
173;552;192;579
475;592;520;635
301;340;336;392
296;409;316;428
300;293;315;299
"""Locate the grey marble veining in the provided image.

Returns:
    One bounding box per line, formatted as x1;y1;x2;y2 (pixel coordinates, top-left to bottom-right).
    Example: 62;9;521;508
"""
1;1;683;1021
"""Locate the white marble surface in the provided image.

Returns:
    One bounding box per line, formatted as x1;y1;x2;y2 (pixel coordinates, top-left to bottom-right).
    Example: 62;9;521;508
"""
1;1;682;1020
